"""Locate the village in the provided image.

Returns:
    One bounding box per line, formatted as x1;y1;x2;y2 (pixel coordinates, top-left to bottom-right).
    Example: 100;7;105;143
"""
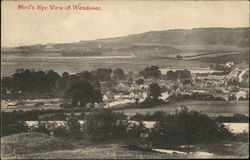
96;62;249;109
1;61;249;111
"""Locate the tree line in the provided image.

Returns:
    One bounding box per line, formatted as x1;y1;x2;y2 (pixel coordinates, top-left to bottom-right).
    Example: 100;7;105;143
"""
1;68;127;96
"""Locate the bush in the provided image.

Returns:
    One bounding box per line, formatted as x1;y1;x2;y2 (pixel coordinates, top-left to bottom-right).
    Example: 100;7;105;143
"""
147;109;233;147
127;121;148;140
65;117;83;139
32;122;51;134
82;109;128;142
52;125;70;137
234;131;249;142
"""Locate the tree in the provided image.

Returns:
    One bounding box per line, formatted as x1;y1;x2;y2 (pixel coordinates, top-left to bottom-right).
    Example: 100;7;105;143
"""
128;121;148;139
65;82;103;107
148;110;233;146
65;117;82;139
46;70;61;90
32;122;51;134
149;83;161;100
82;109;128;142
140;66;162;79
62;72;70;79
95;68;112;81
165;69;192;81
113;68;126;80
127;71;135;82
76;71;92;82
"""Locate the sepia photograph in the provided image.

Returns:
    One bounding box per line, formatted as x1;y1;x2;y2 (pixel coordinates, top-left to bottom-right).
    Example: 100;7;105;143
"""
1;0;249;159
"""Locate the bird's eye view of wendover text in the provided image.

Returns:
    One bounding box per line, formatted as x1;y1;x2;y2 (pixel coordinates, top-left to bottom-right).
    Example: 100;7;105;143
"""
1;0;249;159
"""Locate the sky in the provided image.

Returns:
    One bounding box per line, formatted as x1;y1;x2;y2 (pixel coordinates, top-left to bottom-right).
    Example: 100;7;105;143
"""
1;1;249;47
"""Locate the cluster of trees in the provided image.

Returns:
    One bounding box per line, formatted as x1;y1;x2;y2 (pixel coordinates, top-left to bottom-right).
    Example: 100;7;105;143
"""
139;83;166;107
147;109;233;146
2;68;128;95
163;69;192;81
139;66;162;79
3;109;244;148
2;69;60;93
64;82;103;107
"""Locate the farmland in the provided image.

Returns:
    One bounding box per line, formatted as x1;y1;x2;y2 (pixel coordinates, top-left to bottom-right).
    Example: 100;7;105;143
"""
1;54;209;77
2;40;248;77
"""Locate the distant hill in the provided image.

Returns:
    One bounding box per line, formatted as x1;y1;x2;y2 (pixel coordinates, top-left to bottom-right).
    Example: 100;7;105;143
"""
2;27;249;56
84;27;249;49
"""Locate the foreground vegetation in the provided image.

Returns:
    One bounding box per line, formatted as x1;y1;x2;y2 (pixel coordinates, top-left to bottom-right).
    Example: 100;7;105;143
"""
1;132;189;159
2;109;248;144
1;109;249;159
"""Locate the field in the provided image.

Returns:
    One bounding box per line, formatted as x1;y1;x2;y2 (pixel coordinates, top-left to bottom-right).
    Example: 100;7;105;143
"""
1;55;209;77
120;101;249;118
2;42;249;77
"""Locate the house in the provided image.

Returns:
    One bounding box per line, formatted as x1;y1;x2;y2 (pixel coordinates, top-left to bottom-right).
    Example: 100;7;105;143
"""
225;62;234;68
236;91;248;101
159;92;170;101
224;68;241;82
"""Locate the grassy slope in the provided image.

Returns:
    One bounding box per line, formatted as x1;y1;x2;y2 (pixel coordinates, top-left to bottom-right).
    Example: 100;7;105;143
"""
1;133;187;159
1;132;74;158
14;144;189;159
1;132;248;159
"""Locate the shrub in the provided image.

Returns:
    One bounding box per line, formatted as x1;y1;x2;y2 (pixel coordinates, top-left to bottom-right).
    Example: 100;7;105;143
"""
82;109;128;142
234;131;249;142
52;125;70;137
147;109;233;147
65;117;82;139
127;121;148;140
32;122;51;134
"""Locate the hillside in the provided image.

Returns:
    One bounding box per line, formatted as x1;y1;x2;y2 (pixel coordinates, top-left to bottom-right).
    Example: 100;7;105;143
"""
2;27;249;56
1;132;187;159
